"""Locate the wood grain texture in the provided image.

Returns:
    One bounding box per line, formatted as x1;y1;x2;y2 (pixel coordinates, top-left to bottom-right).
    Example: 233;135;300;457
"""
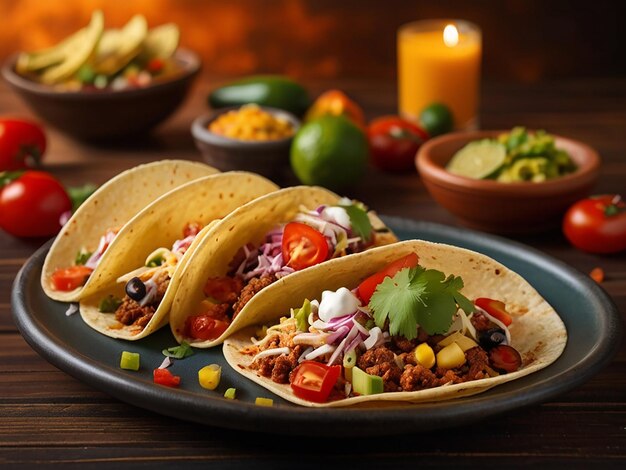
0;77;625;467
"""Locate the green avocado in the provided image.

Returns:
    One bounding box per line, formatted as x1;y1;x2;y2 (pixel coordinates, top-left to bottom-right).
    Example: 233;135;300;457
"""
208;75;310;116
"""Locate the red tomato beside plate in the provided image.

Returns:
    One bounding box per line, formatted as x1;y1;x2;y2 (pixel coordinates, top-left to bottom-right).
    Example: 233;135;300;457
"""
563;195;626;254
368;116;429;172
0;171;71;237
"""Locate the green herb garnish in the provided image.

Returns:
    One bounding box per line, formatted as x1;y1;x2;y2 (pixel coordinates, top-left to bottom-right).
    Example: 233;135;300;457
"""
75;249;92;265
162;341;194;359
68;184;98;212
98;295;122;313
369;267;474;339
340;204;373;242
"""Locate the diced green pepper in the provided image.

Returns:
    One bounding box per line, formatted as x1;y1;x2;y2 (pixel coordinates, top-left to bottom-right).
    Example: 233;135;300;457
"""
224;388;237;400
351;366;383;395
120;351;140;371
99;295;122;313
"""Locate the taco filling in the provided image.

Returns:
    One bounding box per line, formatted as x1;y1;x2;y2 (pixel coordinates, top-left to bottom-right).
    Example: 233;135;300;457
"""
98;222;203;331
183;199;393;343
50;227;119;292
232;253;525;404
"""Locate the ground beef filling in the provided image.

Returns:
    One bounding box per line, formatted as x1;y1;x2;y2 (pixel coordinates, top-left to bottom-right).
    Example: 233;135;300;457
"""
252;337;494;394
115;272;170;328
202;273;278;321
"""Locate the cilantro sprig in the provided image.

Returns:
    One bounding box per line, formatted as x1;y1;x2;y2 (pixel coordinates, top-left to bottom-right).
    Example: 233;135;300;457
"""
369;266;474;339
339;204;373;242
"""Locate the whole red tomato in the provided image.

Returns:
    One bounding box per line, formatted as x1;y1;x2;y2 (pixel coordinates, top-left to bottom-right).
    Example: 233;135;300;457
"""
0;118;46;171
563;195;626;254
368;116;429;172
0;171;71;237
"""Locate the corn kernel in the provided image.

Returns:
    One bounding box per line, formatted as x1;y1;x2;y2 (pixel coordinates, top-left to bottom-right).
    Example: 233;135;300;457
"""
414;343;436;369
255;397;274;407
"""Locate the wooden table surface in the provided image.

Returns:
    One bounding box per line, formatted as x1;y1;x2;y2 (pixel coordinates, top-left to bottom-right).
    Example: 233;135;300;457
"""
1;77;625;467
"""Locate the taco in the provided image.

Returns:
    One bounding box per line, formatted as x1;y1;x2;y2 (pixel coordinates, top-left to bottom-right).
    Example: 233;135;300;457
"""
222;240;567;407
169;186;398;348
41;160;218;303
77;172;279;340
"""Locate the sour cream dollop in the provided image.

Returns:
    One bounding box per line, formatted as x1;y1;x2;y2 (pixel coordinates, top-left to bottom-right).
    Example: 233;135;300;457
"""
318;287;361;322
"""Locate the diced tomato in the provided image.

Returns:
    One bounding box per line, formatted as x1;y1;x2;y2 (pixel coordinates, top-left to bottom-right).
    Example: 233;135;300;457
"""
489;345;522;373
51;265;93;291
203;276;243;303
147;58;165;74
183;221;203;238
185;313;230;341
290;361;342;403
357;253;419;304
153;368;181;387
282;222;329;271
475;298;513;326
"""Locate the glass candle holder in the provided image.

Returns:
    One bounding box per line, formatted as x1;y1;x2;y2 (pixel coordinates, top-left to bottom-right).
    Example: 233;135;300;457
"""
398;19;482;130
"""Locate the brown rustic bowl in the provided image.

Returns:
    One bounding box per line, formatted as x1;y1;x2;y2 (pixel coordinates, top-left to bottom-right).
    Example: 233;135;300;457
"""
416;130;601;234
191;106;300;178
1;48;200;140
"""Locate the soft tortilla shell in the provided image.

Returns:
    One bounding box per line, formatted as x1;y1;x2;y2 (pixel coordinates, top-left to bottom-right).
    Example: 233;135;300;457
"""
78;172;279;340
42;160;218;303
222;239;567;407
169;186;397;347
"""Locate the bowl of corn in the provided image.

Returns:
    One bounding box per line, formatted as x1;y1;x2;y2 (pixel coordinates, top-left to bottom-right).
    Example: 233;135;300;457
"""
191;104;300;177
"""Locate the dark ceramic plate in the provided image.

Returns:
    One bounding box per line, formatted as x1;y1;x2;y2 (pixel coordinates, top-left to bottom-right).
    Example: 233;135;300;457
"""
12;218;621;436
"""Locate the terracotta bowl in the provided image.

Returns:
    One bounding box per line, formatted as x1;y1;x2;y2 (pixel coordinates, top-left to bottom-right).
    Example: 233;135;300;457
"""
1;48;200;140
191;106;300;178
416;130;601;234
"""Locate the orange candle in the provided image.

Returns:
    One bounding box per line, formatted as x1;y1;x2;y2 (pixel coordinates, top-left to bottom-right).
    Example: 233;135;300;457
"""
398;20;481;130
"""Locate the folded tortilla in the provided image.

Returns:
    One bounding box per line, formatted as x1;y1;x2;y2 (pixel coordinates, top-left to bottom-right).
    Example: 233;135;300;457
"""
42;160;218;302
222;240;567;407
77;172;279;340
169;186;398;348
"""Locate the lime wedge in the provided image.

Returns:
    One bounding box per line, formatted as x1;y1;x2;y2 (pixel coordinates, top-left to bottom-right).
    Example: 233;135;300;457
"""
446;140;506;179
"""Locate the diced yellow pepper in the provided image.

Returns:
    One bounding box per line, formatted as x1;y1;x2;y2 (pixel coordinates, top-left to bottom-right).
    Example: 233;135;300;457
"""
414;343;436;369
255;397;274;407
198;364;221;390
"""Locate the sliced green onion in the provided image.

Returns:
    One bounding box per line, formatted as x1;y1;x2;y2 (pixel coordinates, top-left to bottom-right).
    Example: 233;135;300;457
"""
162;341;194;359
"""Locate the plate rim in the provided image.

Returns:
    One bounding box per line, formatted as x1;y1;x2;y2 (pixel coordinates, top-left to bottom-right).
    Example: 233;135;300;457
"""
11;218;623;435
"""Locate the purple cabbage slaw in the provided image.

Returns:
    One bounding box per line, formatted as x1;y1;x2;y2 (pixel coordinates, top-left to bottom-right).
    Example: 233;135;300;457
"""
231;204;366;281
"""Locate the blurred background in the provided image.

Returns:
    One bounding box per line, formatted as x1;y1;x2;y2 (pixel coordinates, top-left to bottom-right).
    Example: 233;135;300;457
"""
1;0;624;83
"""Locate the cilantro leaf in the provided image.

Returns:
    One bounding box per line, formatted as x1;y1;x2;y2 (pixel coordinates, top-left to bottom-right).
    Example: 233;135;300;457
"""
339;204;373;242
369;266;472;339
371;267;424;338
